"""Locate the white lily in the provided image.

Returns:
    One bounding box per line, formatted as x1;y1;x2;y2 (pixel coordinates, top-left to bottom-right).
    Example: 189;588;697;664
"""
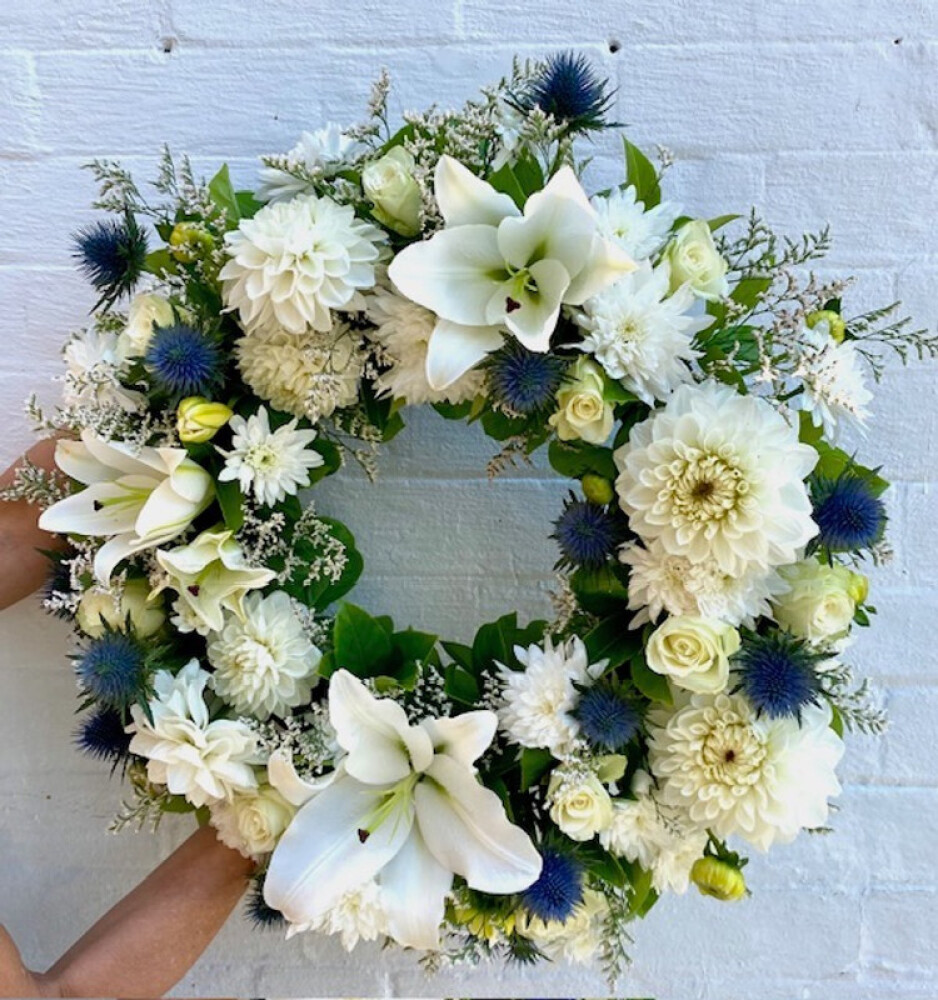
154;527;276;634
38;430;213;584
388;155;634;389
264;670;542;950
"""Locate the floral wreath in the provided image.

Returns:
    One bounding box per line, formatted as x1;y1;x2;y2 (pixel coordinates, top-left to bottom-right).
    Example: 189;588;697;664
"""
8;54;935;980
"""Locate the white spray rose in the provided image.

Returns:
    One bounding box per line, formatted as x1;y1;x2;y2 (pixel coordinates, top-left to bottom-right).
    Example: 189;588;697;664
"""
118;293;175;359
210;782;295;858
362;147;423;237
547;769;613;842
773;558;867;642
76;579;165;638
645;615;740;694
548;357;615;445
665;220;729;301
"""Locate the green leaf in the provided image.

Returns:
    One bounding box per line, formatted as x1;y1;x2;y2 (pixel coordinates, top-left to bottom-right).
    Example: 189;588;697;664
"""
214;478;244;532
626;862;657;917
472;612;519;671
391;628;439;665
569;564;630;617
731;275;772;312
144;247;175;277
235;189;263;220
308;439;342;485
432;399;474;421
444;664;480;704
481;407;529;442
207;164;240;226
547;439;618;481
830;703;845;738
708;213;741;232
630;654;672;704
512;150;545;198
623;137;661;208
487;162;527;209
333;603;393;676
441;640;474;672
520;747;554;791
583;616;643;670
285;517;363;610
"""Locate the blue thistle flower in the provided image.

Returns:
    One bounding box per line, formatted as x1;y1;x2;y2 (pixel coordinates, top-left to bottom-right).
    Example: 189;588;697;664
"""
733;631;824;720
486;339;566;416
576;685;641;751
74;707;132;769
75;633;148;708
246;880;286;930
145;324;223;399
552;495;625;570
73;211;148;308
811;471;886;555
521;848;583;923
511;52;614;133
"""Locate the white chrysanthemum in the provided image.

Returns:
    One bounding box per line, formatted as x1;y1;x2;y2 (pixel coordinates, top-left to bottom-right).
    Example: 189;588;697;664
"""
366;287;484;405
128;660;259;808
220;193;384;335
620;538;788;628
237;322;365;422
61;326;144;412
304;880;388;950
218;406;324;506
647;692;844;851
592;185;682;261
519;888;609;964
210;782;295;859
600;771;708;895
207;591;321;720
793;324;873;441
576;261;709;404
497;636;603;756
615;381;818;577
257;123;360;203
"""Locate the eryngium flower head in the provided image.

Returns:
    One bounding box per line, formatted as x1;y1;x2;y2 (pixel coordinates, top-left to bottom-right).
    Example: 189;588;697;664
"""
74;705;133;769
575;685;641;751
486;338;567;416
521;847;584;923
73;211;148;308
551;495;625;570
75;632;149;707
811;470;887;555
145;324;223;399
733;630;825;720
511;52;614;133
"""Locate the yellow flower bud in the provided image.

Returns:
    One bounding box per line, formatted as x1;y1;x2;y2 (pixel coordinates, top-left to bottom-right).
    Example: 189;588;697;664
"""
847;569;869;605
691;857;747;901
169;222;215;263
806;309;847;344
177;396;233;443
581;473;614;505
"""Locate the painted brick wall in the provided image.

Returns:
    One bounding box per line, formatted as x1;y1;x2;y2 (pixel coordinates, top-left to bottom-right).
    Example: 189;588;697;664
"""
0;2;936;997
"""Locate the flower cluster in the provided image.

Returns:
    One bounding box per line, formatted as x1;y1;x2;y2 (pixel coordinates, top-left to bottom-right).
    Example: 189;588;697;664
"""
24;53;930;983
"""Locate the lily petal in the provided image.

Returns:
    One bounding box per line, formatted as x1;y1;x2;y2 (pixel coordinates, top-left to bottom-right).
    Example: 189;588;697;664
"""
388;225;504;327
416;755;542;894
419;711;497;767
53;438;118;485
380;825;452;950
93;533;148;584
426;319;504;390
264;773;413;927
564;234;636;305
37;482;142;538
267;750;335;807
435;155;519;228
493;257;569;351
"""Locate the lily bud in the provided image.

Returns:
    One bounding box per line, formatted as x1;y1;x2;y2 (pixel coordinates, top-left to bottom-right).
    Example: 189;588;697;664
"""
177;396;233;443
691;856;747;901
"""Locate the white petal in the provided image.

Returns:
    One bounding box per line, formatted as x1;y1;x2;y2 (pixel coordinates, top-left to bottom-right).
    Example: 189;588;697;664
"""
388;226;503;327
426;319;504;390
93;533;146;584
264;773;413;927
416;755;542;894
419;711;497;767
38;483;141;537
435;155;519;227
564;235;636;305
80;431;166;478
53;439;116;485
380;825;452;950
499;257;569;351
267;750;333;807
134;476;210;544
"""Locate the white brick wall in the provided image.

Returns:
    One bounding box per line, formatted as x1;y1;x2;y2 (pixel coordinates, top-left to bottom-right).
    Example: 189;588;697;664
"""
0;2;936;996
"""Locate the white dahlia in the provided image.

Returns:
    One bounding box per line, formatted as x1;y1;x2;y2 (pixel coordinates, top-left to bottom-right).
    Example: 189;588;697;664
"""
207;591;321;720
257;123;361;203
220;193;384;335
793;324;873;441
61;325;144;412
614;381;818;577
647;692;844;851
575;261;709;404
497;636;603;756
310;880;389;951
128;660;259;807
518;888;609;964
237;322;365;422
592;185;682;261
620;538;788;628
366;286;484;406
218;406;324;506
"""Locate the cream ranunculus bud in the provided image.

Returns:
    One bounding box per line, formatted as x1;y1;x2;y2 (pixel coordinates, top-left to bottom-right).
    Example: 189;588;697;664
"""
362;147;423;237
76;578;166;638
210;782;296;859
665;220;729;301
645;615;740;694
548;357;615;445
118;293;176;360
177;396;234;443
547;768;614;842
773;558;866;642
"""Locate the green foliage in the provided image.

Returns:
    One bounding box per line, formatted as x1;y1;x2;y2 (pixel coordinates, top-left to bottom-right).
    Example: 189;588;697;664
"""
207;164;241;226
569;564;630;617
623;137;660;208
630;652;672;704
329;603;439;684
548;438;618;481
583;615;644;670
